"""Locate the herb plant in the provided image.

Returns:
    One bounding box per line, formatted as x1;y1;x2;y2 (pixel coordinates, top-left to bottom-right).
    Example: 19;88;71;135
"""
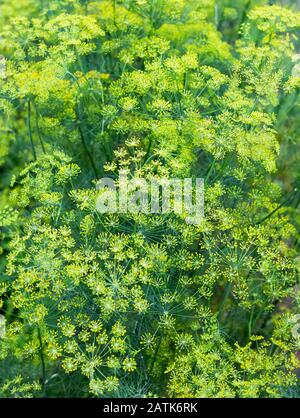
0;0;300;398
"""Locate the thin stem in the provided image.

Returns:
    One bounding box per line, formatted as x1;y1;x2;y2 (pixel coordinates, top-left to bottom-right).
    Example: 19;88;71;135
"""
248;308;254;338
218;282;232;322
150;333;163;374
113;0;116;25
76;104;99;179
37;327;47;396
205;158;216;182
27;100;37;160
33;100;46;153
256;189;298;225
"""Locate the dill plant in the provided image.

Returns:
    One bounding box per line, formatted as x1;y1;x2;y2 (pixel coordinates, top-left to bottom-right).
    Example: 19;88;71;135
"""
0;0;299;398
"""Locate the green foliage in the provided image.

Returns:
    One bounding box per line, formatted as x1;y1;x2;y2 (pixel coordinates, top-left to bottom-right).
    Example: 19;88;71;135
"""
0;0;299;398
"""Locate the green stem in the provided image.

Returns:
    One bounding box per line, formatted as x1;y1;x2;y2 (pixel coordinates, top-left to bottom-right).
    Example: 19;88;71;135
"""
255;188;298;226
27;100;36;160
76;104;99;179
218;282;232;322
248;309;254;338
150;333;163;374
113;0;116;25
37;327;47;396
33;100;46;153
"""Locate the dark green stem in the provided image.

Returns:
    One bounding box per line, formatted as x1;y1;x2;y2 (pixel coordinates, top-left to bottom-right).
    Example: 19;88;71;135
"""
218;282;232;322
150;333;163;374
76;104;99;179
37;327;47;396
